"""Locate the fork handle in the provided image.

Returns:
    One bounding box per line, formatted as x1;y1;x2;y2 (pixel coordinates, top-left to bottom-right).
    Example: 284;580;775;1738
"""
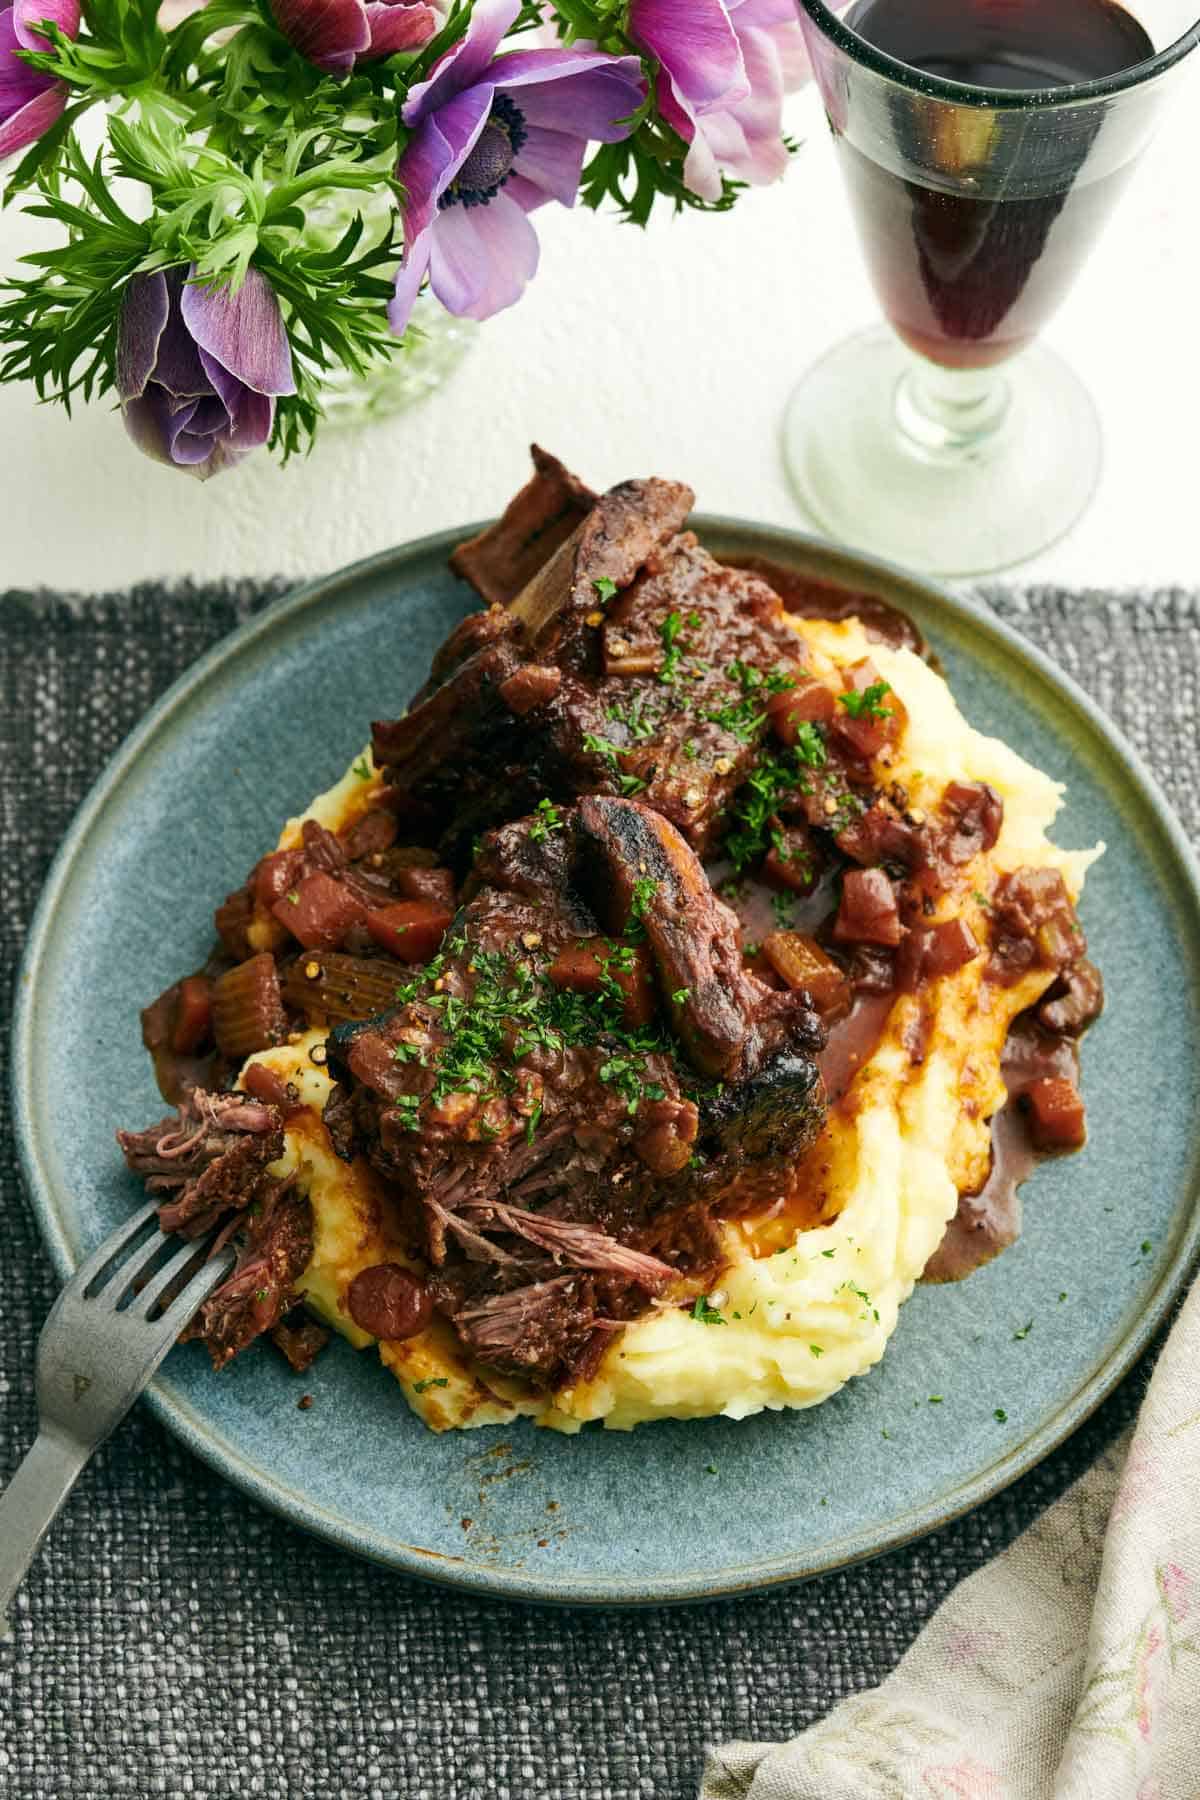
0;1429;91;1635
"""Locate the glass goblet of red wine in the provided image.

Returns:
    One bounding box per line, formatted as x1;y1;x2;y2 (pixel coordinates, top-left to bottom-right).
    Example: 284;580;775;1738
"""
786;0;1200;575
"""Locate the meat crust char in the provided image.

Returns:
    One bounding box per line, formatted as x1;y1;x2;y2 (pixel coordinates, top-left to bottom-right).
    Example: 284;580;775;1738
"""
323;797;825;1390
373;457;815;864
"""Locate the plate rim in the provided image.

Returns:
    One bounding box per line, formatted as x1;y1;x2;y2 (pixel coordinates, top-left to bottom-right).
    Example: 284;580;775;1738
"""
12;517;1200;1607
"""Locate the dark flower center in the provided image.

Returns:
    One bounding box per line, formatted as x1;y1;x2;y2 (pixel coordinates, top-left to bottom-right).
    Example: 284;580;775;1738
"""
441;93;527;211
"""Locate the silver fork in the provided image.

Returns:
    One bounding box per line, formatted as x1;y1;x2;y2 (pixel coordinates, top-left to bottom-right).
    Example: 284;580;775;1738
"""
0;1200;236;1633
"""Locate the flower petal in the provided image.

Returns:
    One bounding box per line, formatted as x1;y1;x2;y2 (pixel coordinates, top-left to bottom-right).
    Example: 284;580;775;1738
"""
225;386;275;452
363;0;436;58
498;59;645;143
427;190;539;321
388;229;433;335
402;0;519;123
511;124;585;209
115;271;171;402
718;21;790;184
181;264;296;397
629;0;747;109
121;389;176;466
503;171;552;215
13;0;80;51
0;78;63;157
269;0;368;73
151;269;214;399
396;81;492;245
730;0;812;90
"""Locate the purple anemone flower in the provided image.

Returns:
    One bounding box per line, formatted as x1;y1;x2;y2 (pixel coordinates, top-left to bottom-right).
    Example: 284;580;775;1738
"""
630;0;809;201
389;0;645;334
0;0;80;160
270;0;437;76
116;265;296;480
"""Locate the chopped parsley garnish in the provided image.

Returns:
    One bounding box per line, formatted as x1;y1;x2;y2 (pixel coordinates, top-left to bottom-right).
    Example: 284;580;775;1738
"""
607;690;661;742
705;1463;719;1475
724;737;827;873
994;1407;1008;1422
682;738;700;761
820;1247;836;1259
671;987;691;1005
839;680;893;720
691;1295;727;1326
659;611;686;684
770;891;797;927
629;876;658;923
809;1344;824;1359
285;889;299;905
352;755;371;779
841;1280;879;1322
686;611;702;628
413;1377;450;1393
582;731;621;769
1138;1239;1152;1257
593;577;618;604
529;798;564;842
582;732;648;797
928;1395;943;1405
1013;1320;1033;1341
1058;1291;1068;1303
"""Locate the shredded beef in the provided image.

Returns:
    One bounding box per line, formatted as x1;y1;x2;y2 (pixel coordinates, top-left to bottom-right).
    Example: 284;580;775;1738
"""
117;1087;315;1369
324;798;825;1390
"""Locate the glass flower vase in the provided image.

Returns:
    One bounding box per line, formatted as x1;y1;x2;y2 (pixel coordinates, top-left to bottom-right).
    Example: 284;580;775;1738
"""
305;191;477;431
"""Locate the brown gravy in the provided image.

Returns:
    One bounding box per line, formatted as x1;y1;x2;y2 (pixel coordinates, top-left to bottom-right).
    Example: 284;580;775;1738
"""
721;553;928;659
923;1018;1080;1283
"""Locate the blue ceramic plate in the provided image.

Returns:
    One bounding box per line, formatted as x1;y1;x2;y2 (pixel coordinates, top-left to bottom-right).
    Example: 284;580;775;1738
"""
12;521;1200;1606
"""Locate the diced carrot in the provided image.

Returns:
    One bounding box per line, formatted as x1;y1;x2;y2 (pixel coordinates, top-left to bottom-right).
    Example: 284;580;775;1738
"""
171;974;212;1055
548;938;655;1028
274;870;367;950
365;900;453;963
760;932;850;1018
1024;1077;1087;1151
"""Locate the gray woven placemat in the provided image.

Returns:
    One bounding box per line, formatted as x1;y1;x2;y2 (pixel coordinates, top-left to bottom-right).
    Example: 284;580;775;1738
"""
1;581;1197;1800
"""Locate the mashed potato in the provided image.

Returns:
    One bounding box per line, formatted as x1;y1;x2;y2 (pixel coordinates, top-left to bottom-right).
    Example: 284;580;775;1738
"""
240;616;1100;1433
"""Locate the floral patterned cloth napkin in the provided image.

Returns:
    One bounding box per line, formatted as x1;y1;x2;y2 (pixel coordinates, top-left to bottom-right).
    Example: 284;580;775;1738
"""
702;1280;1200;1800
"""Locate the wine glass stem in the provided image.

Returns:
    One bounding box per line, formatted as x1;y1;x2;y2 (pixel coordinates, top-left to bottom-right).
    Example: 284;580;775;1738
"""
893;354;1012;458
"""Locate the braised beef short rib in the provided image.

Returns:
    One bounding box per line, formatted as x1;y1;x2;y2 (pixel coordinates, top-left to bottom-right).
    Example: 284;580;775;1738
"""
372;448;815;863
323;797;826;1389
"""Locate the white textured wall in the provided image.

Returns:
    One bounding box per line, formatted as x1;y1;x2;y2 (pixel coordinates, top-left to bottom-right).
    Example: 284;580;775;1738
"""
0;84;1195;593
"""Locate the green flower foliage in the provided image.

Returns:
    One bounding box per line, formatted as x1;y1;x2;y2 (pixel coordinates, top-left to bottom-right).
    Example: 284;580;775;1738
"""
0;0;758;459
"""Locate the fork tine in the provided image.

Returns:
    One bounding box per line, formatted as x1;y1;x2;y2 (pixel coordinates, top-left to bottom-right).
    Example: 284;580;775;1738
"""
132;1237;213;1318
158;1245;238;1335
90;1218;181;1307
71;1199;160;1293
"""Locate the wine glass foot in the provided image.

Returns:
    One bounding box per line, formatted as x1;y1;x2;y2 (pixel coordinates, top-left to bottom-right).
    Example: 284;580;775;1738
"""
781;327;1102;578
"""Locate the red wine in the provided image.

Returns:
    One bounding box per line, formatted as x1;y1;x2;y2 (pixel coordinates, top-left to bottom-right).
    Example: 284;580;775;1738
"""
838;0;1155;368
